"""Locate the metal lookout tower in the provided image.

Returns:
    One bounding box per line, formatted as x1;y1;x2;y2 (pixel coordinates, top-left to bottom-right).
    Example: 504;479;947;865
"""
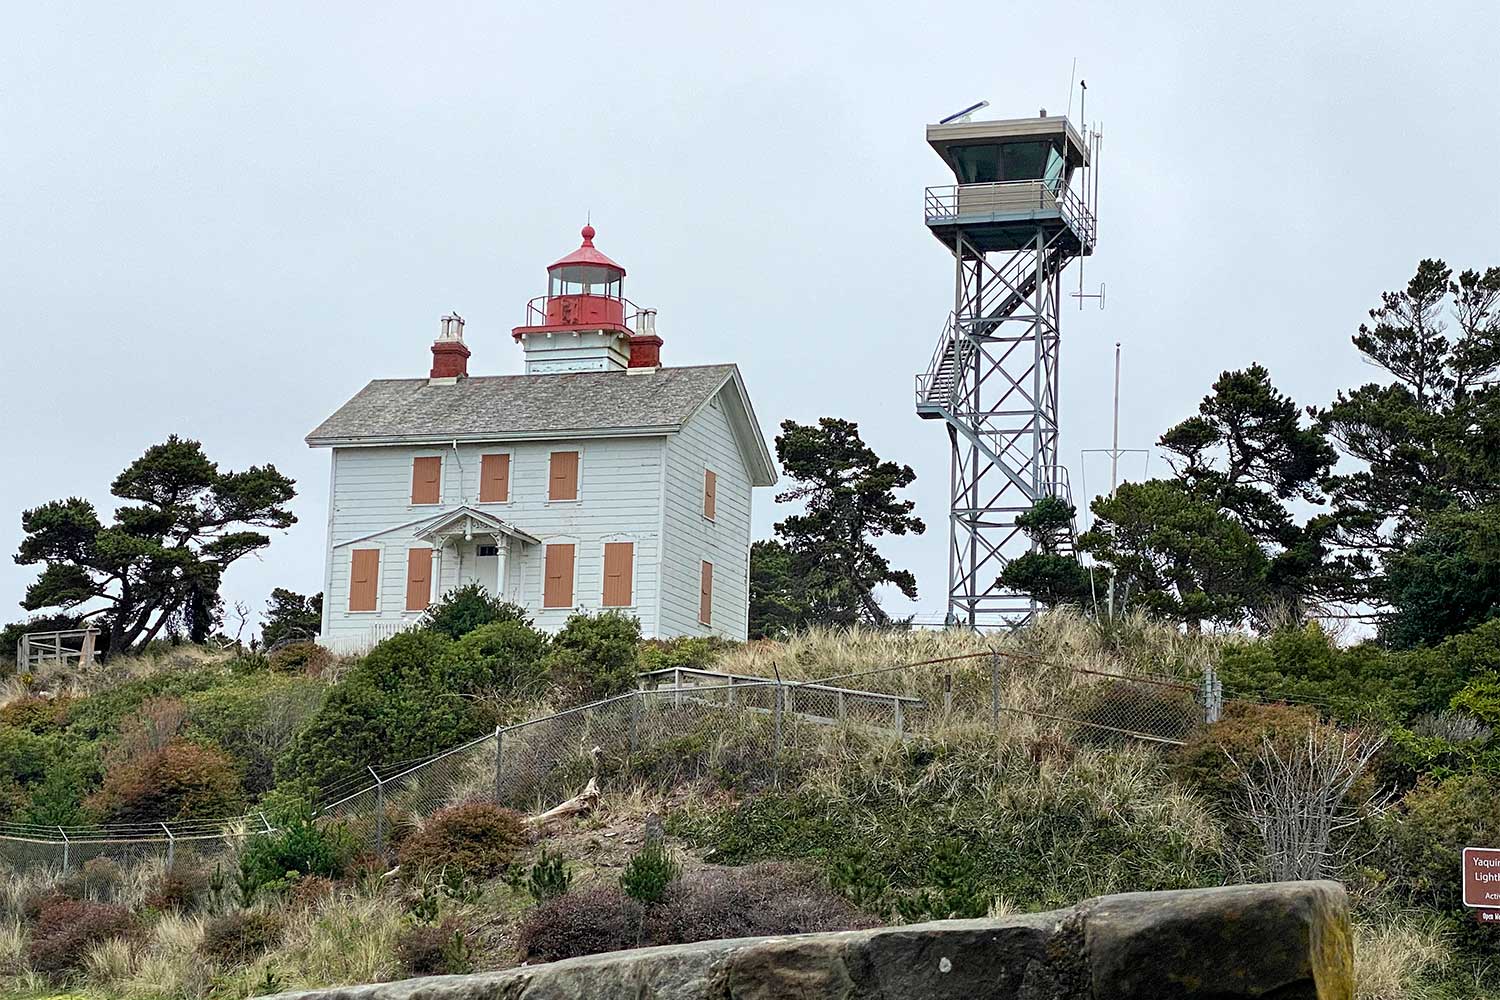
915;104;1101;627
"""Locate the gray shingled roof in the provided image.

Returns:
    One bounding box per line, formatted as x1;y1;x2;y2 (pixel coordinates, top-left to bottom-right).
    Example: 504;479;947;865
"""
305;364;738;445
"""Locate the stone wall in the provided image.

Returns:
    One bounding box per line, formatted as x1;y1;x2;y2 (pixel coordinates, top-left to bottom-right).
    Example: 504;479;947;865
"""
261;880;1353;1000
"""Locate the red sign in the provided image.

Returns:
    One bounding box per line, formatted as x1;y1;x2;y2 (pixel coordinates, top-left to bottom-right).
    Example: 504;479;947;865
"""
1463;847;1500;909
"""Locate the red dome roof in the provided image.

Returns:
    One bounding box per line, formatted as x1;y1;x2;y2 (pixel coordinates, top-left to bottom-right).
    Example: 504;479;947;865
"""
547;224;626;276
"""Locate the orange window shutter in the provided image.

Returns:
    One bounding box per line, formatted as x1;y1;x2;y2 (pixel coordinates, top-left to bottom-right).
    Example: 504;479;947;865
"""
544;543;575;608
549;451;579;501
603;542;634;607
704;470;717;520
480;454;510;502
699;561;713;626
349;549;380;611
405;548;433;611
411;456;442;504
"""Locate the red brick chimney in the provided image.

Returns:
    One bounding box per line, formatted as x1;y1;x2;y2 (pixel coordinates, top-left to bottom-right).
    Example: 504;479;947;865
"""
628;308;663;369
430;314;470;380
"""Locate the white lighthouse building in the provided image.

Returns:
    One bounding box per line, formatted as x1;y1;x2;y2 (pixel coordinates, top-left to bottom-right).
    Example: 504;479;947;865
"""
306;226;777;653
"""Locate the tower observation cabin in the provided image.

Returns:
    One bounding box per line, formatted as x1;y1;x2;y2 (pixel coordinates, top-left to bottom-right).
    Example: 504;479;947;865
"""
512;224;663;374
923;114;1095;255
915;106;1102;629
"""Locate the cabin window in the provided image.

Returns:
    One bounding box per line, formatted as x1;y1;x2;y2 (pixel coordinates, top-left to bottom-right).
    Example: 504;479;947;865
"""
349;549;381;612
950;141;1051;184
549;451;580;501
544;543;576;608
602;541;634;607
699;561;713;626
479;453;510;503
411;456;442;505
405;548;432;611
703;469;717;521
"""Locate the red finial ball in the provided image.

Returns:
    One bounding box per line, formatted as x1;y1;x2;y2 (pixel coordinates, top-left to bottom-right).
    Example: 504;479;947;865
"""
580;223;596;245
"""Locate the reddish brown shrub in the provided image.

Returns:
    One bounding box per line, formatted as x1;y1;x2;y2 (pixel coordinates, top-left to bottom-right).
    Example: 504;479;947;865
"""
270;641;333;677
396;802;528;879
200;909;284;963
26;897;138;976
86;739;246;823
517;864;878;964
1171;700;1320;811
516;886;642;964
396;919;473;976
144;863;209;912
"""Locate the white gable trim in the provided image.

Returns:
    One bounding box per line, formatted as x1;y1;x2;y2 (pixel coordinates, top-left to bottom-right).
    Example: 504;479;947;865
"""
681;370;777;487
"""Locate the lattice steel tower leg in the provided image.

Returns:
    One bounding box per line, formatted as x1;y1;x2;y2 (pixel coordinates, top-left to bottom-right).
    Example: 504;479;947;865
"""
915;110;1099;629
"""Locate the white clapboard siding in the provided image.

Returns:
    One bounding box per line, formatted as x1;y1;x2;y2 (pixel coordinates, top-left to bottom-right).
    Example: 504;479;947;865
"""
321;436;667;649
659;387;753;641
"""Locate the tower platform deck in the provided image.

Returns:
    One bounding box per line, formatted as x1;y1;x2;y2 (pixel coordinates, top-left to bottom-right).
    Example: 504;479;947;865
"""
924;181;1096;255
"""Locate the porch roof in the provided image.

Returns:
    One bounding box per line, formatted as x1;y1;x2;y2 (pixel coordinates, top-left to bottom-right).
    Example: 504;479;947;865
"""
412;506;541;546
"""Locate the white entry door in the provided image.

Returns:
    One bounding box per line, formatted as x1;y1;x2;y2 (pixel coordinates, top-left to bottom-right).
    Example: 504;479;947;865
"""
472;543;501;597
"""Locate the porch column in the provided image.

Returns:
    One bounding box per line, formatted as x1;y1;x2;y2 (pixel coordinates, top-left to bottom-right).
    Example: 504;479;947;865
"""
495;535;510;599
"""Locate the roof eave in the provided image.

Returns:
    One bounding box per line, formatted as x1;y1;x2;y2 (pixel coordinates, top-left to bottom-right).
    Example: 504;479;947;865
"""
305;424;683;449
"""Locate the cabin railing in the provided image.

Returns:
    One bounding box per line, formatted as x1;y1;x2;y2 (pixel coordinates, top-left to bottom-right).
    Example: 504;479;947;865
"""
924;180;1096;247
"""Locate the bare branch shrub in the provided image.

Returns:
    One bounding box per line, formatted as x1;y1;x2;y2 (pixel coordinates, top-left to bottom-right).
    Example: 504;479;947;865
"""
1227;723;1392;881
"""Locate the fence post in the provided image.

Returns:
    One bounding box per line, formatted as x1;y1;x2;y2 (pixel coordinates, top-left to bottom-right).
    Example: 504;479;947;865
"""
1201;664;1223;724
493;726;505;803
892;696;904;740
368;765;385;862
628;693;641;754
989;652;1001;730
161;822;175;869
673;667;682;706
58;827;69;871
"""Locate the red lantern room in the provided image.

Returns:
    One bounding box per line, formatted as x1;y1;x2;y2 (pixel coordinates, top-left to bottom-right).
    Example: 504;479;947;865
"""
513;225;662;374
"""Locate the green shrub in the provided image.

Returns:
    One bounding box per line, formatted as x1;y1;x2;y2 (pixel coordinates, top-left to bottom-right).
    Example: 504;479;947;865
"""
525;846;572;903
1377;774;1500;915
638;636;736;673
620;838;680;905
239;805;355;899
26;897;138;977
421;583;533;640
268;641;332;676
395;920;473;976
1451;673;1500;726
277;629;481;791
396;802;529;879
548;611;642;703
439;619;549;699
86;739;245;823
1217;623;1469;724
200;909;284;963
182;676;325;795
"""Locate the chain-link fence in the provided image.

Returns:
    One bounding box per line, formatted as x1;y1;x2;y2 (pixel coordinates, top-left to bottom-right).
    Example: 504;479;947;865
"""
0;651;1229;872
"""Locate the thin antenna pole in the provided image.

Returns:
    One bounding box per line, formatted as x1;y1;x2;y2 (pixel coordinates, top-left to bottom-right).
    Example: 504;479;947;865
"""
1066;59;1077;119
1106;342;1121;622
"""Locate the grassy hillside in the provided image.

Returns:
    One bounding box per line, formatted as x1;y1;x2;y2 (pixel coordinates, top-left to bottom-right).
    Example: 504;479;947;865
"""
2;605;1498;999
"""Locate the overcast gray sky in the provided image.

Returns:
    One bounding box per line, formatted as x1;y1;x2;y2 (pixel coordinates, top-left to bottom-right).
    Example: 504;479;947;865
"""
3;1;1498;633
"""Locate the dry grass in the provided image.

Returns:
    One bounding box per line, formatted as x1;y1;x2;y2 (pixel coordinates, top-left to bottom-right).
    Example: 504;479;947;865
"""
1;643;234;711
1354;913;1452;1000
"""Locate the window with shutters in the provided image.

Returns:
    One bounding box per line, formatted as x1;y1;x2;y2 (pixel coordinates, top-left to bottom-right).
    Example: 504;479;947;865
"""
699;560;713;626
349;549;381;612
543;543;576;608
411;456;442;505
479;453;510;503
548;451;580;501
602;541;634;607
405;548;433;611
703;469;717;521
